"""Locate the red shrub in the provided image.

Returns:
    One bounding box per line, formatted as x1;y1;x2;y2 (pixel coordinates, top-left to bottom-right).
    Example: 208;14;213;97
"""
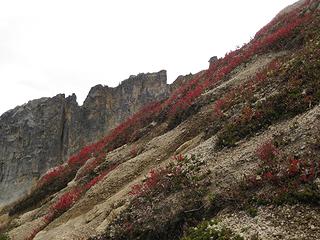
129;168;167;196
145;169;162;190
213;98;226;118
25;225;47;240
167;73;207;116
130;147;138;158
256;141;279;164
174;154;185;162
288;158;300;176
129;184;143;196
240;106;254;123
68;145;94;166
37;164;68;187
262;171;279;183
50;188;82;216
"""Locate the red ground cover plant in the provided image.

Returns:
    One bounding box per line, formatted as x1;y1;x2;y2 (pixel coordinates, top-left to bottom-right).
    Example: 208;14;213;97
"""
47;188;82;219
130;146;138;158
174;154;185;162
213;98;226;118
288;158;300;176
245;138;319;198
165;2;313;119
255;141;279;164
129;169;166;196
25;3;319;239
128;157;187;198
34;164;119;239
36;0;315;192
37;165;69;188
240;106;255;123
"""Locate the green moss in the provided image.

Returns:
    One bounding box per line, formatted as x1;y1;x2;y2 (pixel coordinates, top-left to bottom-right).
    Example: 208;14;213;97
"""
246;207;258;218
0;233;10;240
273;185;320;205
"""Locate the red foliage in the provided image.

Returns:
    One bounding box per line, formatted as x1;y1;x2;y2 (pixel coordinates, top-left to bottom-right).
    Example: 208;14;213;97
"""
129;184;143;196
37;165;69;188
256;141;279;164
33;3;317;227
25;228;41;240
68;145;94;166
130;147;138;158
213;98;226;118
174;154;185;162
129;168;167;196
167;73;207;116
145;169;161;190
162;0;313;121
288;158;300;176
240;106;254;123
262;171;278;183
50;188;82;216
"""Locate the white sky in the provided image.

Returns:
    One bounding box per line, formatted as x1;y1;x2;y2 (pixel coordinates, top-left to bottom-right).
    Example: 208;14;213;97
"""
0;0;297;114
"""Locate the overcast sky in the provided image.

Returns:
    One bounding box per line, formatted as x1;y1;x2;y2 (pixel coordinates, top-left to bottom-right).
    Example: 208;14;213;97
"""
0;0;297;114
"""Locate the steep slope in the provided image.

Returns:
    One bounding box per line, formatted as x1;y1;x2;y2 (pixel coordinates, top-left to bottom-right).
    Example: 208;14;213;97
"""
0;70;169;206
1;0;320;239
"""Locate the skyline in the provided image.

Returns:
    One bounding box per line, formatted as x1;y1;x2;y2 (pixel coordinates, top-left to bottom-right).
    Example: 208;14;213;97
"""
0;0;297;114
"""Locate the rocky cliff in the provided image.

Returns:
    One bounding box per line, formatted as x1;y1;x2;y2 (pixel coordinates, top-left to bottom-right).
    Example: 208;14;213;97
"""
0;70;169;205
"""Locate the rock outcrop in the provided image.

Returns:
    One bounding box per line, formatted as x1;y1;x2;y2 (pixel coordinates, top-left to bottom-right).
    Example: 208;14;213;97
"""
0;70;169;205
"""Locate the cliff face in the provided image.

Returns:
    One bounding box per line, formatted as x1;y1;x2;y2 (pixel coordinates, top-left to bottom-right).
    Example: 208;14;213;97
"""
81;70;169;143
0;70;169;205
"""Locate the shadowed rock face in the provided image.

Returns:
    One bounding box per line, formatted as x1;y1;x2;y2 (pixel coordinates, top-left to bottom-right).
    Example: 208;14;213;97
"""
0;70;169;205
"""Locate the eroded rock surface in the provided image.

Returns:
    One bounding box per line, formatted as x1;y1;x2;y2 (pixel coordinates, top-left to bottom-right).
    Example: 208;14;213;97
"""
0;70;169;205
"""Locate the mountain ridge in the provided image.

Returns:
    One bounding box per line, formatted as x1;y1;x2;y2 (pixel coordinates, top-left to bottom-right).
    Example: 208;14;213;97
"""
0;70;186;206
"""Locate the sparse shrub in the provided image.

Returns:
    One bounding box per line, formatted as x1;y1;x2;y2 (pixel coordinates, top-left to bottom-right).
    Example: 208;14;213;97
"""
255;141;279;164
174;154;185;162
129;168;167;196
213;98;226;118
246;207;258;218
130;147;138;158
244;137;320;206
182;220;244;240
25;228;41;240
48;188;82;218
37;164;69;188
0;233;10;240
288;158;300;176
